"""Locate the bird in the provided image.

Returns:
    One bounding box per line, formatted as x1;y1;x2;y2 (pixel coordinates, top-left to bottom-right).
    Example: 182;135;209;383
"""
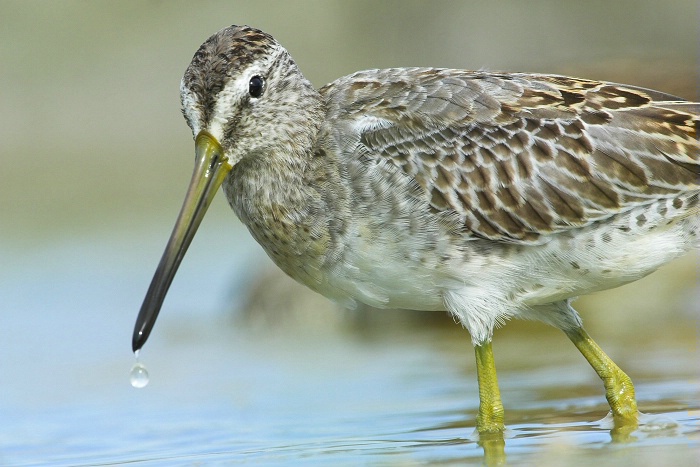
132;25;699;434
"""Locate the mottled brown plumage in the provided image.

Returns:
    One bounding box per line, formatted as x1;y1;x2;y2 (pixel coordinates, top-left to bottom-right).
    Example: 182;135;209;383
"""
323;69;699;242
134;25;700;433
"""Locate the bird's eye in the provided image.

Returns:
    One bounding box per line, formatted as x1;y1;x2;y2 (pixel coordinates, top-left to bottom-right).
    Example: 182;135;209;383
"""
249;76;264;98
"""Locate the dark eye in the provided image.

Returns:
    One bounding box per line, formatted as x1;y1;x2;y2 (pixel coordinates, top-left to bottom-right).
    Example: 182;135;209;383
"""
249;76;264;98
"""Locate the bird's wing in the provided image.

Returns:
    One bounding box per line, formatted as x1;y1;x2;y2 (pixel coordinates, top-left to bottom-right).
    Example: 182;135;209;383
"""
321;69;699;242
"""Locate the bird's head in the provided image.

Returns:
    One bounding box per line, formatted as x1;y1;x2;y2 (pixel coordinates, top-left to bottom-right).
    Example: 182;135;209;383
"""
181;25;322;167
132;25;322;352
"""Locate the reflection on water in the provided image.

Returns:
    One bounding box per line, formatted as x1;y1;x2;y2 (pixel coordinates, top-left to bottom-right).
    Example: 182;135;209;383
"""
0;229;697;465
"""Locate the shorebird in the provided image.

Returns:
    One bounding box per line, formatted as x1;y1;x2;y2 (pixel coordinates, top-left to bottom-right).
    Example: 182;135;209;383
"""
132;25;699;433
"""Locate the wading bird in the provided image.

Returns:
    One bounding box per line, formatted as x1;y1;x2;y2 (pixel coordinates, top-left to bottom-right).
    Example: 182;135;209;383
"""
133;25;699;434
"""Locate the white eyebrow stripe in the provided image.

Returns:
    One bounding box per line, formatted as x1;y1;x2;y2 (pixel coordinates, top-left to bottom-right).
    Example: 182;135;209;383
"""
208;73;249;141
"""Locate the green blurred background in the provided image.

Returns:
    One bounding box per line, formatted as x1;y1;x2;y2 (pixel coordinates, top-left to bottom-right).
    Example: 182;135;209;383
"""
0;0;697;339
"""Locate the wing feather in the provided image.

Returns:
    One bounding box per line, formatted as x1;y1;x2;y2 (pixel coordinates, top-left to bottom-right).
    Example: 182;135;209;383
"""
321;69;700;242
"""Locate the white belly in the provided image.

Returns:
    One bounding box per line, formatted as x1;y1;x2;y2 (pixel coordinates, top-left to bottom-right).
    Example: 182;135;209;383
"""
318;225;453;311
317;200;699;345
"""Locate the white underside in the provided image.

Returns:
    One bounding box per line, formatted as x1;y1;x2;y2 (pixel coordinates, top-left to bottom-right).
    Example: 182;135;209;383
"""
319;205;699;345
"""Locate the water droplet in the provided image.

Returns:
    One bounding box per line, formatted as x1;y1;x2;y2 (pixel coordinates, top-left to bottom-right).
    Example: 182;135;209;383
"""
130;363;149;388
130;350;149;388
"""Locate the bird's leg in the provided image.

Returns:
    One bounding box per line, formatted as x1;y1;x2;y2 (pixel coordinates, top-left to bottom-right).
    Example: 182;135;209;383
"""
474;340;505;433
565;326;638;423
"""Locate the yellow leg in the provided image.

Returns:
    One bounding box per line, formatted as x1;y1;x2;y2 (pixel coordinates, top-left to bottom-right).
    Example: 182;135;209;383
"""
565;327;638;422
475;341;505;433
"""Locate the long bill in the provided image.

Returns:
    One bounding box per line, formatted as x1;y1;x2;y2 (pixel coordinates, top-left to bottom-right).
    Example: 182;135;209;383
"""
132;131;231;352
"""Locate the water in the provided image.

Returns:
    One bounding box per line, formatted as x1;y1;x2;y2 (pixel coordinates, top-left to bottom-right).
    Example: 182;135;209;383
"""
0;226;698;466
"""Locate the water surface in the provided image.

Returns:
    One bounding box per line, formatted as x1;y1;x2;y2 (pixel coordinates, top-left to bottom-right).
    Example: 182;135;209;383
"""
0;226;697;466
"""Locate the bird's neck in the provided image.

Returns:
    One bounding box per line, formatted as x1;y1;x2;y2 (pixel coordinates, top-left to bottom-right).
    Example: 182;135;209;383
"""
223;119;338;228
223;136;344;286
